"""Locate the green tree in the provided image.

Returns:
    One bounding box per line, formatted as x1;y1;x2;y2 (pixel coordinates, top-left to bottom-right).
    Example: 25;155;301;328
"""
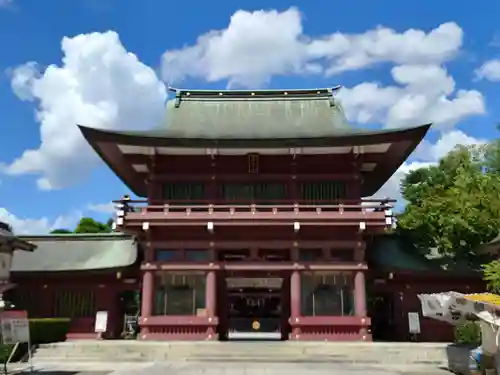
50;218;113;234
397;144;500;261
50;228;72;234
483;260;500;293
74;217;112;234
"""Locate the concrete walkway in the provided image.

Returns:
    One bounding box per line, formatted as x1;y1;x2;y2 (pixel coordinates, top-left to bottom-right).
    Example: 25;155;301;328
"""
12;361;453;375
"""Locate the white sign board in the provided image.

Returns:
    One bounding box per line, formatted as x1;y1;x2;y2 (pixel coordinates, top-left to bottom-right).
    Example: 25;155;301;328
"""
1;318;30;344
408;312;421;334
94;311;108;333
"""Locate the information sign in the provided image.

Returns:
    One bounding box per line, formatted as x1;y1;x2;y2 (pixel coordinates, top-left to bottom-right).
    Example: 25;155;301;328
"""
94;311;108;333
408;312;421;334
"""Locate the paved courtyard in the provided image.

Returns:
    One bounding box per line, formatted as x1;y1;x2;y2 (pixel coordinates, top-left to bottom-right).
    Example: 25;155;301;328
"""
12;361;452;375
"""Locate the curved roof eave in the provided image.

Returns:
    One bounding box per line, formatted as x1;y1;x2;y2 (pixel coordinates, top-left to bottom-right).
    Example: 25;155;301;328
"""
78;123;432;198
78;123;431;149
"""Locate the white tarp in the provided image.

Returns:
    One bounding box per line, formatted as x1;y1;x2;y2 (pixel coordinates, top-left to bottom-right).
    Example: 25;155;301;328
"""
418;292;500;354
418;291;470;325
418;292;500;325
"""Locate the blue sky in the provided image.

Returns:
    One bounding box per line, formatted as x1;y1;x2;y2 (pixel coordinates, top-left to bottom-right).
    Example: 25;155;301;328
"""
1;0;500;233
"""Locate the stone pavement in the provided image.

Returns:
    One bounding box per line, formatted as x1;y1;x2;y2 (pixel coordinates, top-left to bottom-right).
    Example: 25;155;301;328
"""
10;361;453;375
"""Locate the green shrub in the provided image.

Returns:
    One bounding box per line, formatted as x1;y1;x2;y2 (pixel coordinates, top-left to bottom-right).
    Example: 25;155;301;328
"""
0;344;16;363
29;318;70;344
454;321;481;345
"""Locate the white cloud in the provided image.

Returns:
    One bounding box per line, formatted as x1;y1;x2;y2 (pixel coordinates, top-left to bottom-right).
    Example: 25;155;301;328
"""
311;22;462;75
475;59;500;81
0;208;81;234
87;202;115;214
5;10;487;191
8;62;39;100
336;65;485;130
4;31;167;190
162;8;314;88
162;9;484;130
372;130;485;203
413;129;487;162
162;9;462;86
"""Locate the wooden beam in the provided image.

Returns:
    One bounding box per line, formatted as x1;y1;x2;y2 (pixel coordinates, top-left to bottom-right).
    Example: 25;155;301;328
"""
140;262;367;271
148;240;360;249
123;152;389;166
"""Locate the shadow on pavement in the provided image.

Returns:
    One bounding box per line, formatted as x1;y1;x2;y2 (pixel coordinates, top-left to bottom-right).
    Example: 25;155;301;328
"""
14;372;109;375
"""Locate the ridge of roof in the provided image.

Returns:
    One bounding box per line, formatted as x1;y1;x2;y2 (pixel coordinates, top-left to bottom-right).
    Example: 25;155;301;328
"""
167;86;341;100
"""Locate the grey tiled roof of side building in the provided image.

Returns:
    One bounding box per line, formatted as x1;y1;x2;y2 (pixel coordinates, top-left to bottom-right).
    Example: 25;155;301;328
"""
12;233;137;272
368;234;480;274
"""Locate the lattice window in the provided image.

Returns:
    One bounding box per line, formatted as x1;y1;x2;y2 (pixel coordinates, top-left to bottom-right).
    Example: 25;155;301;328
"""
299;181;347;203
162;182;205;204
53;290;96;318
153;272;206;316
219;182;286;204
300;272;354;316
9;289;42;317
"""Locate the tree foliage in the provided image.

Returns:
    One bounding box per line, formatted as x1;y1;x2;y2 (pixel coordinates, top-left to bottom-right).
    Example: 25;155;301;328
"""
397;144;500;261
50;228;72;234
74;217;112;234
50;217;113;234
483;260;500;293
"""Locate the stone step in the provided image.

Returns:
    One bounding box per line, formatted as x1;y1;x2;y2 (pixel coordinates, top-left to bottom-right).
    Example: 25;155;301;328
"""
32;341;451;364
34;351;149;359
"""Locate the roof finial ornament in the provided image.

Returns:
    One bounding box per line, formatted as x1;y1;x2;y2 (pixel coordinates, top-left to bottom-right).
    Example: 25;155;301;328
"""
327;86;342;107
171;87;182;108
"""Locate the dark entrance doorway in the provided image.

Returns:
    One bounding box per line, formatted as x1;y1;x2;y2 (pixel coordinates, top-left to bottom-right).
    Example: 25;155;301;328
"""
223;276;289;340
368;291;396;341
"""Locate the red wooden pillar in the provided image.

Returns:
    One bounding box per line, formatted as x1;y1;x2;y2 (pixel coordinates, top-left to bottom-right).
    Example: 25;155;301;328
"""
354;270;368;337
354;271;366;316
206;271;216;316
140;271;153;336
290;270;301;339
205;270;217;339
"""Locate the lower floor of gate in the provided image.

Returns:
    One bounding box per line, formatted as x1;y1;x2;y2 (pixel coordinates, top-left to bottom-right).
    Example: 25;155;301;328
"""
218;275;290;341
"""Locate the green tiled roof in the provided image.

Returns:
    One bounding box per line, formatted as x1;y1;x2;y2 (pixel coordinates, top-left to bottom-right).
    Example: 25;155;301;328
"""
94;88;431;147
13;233;137;272
368;235;477;274
156;88;352;139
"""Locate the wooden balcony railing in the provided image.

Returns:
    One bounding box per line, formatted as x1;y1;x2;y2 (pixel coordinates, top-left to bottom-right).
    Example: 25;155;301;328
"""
112;198;395;229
